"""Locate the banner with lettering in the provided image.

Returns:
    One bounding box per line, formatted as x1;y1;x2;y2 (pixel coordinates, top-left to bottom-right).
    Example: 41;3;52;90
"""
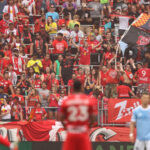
108;99;141;123
0;121;136;142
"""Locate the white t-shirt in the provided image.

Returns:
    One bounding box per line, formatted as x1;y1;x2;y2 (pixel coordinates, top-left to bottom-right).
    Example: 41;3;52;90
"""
1;105;11;120
58;29;70;39
3;5;18;21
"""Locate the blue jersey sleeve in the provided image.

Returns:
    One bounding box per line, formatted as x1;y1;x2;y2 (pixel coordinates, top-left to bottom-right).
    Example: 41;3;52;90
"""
131;109;136;122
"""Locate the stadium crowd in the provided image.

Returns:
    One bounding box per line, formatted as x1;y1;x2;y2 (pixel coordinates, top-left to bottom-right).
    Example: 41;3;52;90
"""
0;0;150;122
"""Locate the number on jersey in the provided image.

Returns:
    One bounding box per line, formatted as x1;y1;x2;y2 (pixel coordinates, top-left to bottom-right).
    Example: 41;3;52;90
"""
67;106;89;122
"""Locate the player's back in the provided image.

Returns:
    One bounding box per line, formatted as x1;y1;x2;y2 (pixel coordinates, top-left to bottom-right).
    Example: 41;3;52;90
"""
61;93;93;134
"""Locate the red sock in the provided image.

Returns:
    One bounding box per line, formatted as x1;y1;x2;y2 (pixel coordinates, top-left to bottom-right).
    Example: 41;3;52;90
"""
0;135;11;148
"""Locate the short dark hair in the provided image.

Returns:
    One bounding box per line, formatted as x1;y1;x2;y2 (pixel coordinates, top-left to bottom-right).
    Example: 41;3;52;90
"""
74;24;79;28
57;33;63;37
73;79;82;92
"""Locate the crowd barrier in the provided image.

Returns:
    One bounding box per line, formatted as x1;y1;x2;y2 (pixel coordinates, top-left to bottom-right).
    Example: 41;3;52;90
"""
0;142;134;150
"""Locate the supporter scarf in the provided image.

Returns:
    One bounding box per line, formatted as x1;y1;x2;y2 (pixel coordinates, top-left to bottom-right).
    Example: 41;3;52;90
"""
27;0;34;7
8;5;16;17
75;32;79;43
12;56;23;73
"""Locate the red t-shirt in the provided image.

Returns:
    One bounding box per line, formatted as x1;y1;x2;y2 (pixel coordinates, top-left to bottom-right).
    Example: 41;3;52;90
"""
1;50;12;58
106;69;118;84
12;94;24;104
58;19;69;27
34;108;47;121
0;19;12;33
117;85;131;98
104;52;113;65
135;68;150;84
49;94;60;107
79;47;91;65
61;94;96;133
52;40;68;54
34;79;42;89
76;74;85;84
47;78;59;90
0;58;10;72
87;40;100;53
28;96;40;107
68;79;74;93
0;79;12;93
100;71;107;86
42;59;51;71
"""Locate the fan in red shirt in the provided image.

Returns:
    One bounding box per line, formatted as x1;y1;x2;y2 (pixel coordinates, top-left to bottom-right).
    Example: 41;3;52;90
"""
0;13;12;34
58;12;70;28
48;87;60;119
52;33;68;54
68;73;76;94
0;52;10;73
87;34;101;53
1;42;12;59
26;89;41;107
42;53;52;71
0;71;14;95
76;67;85;84
47;72;59;90
30;102;47;121
34;15;46;33
60;80;96;150
134;66;150;85
99;65;108;87
73;41;91;65
117;82;136;99
12;87;24;106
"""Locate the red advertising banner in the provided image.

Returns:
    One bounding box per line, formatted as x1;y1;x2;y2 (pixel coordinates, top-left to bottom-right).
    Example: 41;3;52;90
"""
108;99;141;123
0;121;135;142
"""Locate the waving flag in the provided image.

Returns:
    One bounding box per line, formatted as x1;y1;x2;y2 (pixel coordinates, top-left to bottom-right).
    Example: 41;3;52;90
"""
121;13;150;46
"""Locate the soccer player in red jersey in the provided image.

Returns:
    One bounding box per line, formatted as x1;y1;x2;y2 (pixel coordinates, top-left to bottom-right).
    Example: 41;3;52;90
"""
60;80;96;150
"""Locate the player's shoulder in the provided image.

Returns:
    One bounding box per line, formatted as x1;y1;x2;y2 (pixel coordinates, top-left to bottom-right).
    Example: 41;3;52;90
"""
133;105;142;113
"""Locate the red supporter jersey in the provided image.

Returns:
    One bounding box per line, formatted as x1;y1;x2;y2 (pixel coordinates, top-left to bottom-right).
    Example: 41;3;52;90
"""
34;79;42;89
0;79;12;93
79;47;91;65
52;40;68;54
117;85;131;98
87;40;99;53
68;79;74;93
0;19;12;33
34;108;47;121
100;71;107;86
42;59;51;71
104;52;113;65
47;78;59;90
135;68;150;84
12;94;24;104
106;69;118;84
76;74;85;84
49;94;60;107
61;94;96;133
28;96;40;107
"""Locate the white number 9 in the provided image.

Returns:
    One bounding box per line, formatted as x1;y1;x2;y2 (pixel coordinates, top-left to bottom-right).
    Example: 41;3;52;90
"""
142;70;146;77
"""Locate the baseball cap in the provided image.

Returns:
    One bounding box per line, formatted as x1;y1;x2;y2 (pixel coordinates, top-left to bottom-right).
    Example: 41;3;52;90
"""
82;3;87;7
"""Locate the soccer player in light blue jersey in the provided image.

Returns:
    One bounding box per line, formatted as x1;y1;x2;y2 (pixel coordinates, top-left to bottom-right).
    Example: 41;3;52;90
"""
130;92;150;150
